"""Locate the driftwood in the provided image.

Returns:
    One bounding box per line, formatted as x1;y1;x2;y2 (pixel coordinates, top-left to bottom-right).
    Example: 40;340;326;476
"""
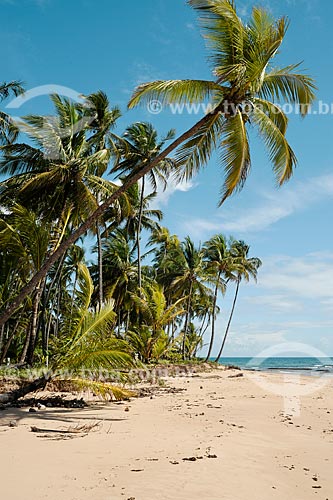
30;426;77;434
0;374;51;405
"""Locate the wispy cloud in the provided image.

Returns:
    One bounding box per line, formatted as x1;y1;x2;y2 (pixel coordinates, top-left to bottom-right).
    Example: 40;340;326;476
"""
245;294;304;312
183;173;333;236
257;253;333;302
222;174;333;233
151;178;197;209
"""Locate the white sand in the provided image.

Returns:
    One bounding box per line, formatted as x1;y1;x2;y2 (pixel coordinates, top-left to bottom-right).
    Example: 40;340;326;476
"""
0;369;332;500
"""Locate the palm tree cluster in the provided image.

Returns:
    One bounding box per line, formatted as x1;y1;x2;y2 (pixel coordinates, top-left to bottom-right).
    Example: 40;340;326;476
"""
0;0;315;375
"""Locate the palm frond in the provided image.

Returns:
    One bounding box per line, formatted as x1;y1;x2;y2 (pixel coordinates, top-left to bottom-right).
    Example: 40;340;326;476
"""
62;379;136;401
253;97;288;134
128;79;222;108
259;64;316;115
175;111;225;181
252;103;297;184
219;109;251;204
188;0;244;80
0;80;24;101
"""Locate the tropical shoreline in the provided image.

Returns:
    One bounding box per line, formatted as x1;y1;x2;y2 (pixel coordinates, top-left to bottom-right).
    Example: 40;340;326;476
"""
1;367;332;500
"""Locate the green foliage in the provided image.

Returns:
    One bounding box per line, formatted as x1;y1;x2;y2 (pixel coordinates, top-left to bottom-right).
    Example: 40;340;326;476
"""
129;0;316;203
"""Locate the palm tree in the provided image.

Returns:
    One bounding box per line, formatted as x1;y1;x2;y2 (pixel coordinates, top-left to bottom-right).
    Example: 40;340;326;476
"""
127;283;185;363
172;237;208;359
0;264;134;404
0;80;24;144
0;94;117;226
83;91;122;309
0;204;51;364
112;122;175;290
214;240;262;362
0;1;316;327
94;229;138;329
203;234;230;361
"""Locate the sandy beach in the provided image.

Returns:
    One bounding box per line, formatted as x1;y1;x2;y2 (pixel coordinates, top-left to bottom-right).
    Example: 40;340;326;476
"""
1;368;332;500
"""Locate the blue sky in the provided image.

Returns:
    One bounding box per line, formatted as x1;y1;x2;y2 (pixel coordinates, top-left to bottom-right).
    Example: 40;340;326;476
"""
1;0;333;357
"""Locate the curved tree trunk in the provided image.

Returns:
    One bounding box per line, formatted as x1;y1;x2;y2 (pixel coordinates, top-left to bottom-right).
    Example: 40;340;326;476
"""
0;111;216;328
182;280;193;361
214;278;240;363
0;373;51;405
137;176;145;293
204;270;221;362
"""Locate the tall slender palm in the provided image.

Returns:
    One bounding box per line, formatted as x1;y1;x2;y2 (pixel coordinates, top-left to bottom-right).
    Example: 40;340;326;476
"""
203;234;230;361
112;122;175;290
172;237;208;359
83;91;122;309
214;240;262;362
0;2;316;327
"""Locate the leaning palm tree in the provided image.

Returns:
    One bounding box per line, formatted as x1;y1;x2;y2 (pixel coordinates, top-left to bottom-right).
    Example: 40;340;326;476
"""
214;240;262;363
0;1;316;327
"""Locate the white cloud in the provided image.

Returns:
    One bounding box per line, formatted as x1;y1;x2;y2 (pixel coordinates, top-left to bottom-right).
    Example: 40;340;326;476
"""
182;173;333;236
151;178;196;208
221;174;333;233
245;294;303;312
258;253;333;301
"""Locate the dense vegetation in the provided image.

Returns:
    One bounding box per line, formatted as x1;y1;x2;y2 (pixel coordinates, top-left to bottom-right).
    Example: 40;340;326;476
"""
0;0;315;383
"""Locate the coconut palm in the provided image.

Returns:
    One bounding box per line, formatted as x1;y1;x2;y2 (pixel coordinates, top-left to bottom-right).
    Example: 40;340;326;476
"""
83;91;122;309
126;283;185;363
0;204;51;364
0;80;24;144
172;237;209;359
203;234;231;361
0;94;117;226
128;1;316;203
0;264;134;404
214;240;262;362
0;1;315;327
112;123;175;290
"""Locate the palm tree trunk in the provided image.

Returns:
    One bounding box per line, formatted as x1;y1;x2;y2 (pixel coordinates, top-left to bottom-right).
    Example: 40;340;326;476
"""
204;270;221;362
0;111;218;328
96;222;103;310
0;319;20;364
137;176;145;292
0;373;51;404
26;280;44;365
0;324;4;354
182;280;193;360
19;323;31;365
214;278;240;363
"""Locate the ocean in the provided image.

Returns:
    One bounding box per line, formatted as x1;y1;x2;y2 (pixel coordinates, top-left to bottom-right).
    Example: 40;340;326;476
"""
216;357;333;375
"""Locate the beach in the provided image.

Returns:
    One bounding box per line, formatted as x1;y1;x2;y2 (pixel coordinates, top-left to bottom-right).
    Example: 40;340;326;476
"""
1;368;332;500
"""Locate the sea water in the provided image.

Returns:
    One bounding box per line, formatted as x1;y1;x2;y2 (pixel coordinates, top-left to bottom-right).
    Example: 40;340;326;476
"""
216;357;333;375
